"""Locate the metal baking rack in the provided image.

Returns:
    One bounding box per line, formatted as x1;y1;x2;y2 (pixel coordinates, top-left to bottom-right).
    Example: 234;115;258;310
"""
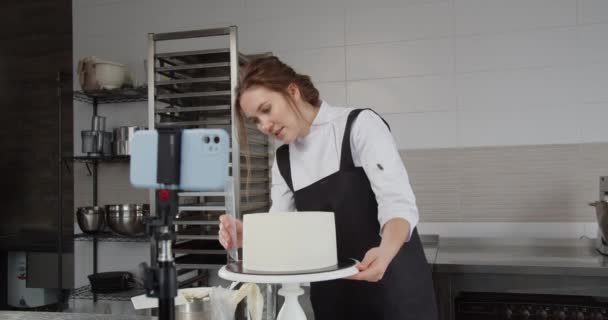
147;26;271;284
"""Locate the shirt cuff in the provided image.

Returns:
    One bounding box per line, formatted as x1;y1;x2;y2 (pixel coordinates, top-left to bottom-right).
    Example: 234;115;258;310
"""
378;210;419;242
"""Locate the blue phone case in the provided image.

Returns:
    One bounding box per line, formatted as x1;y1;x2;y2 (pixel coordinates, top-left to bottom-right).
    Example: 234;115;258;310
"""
130;129;230;191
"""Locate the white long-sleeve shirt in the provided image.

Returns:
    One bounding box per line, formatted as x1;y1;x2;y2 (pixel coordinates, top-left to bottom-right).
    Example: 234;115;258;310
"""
269;101;419;240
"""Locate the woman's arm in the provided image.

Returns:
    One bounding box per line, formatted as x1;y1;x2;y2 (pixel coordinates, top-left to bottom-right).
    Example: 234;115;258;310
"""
380;217;411;257
347;217;410;282
219;153;296;250
346;110;419;282
350;110;419;241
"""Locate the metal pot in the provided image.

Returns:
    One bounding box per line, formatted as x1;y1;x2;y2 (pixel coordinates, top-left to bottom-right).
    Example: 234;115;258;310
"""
113;126;144;141
589;201;608;242
81;130;98;154
101;131;112;156
112;126;144;156
106;204;149;236
81;130;112;156
76;206;106;234
112;140;129;156
91;115;106;131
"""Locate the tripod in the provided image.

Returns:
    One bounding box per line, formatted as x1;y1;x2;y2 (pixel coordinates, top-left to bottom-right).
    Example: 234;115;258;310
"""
143;129;182;320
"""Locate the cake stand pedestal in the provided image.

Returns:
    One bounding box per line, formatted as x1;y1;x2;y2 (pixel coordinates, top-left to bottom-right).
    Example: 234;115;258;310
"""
218;259;358;320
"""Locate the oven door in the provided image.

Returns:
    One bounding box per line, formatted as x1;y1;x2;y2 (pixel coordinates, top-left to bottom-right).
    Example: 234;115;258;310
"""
454;292;608;320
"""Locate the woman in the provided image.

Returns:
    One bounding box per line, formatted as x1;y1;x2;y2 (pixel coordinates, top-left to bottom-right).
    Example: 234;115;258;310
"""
219;56;437;320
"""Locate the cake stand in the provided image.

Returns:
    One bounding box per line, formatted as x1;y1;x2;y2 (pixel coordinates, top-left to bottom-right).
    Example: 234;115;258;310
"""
218;259;359;320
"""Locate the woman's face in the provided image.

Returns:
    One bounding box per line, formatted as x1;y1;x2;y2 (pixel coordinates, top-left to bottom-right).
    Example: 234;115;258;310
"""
239;85;304;144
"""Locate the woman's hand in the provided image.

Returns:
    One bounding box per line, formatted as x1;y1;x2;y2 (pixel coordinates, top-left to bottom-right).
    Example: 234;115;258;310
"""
345;246;395;282
345;218;410;282
218;214;243;249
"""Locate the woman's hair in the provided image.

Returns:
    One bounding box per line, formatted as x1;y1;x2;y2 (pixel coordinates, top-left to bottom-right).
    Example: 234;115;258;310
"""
236;55;320;113
234;56;320;197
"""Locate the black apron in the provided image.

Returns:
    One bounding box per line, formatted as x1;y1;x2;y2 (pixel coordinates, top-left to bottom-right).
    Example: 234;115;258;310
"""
276;109;438;320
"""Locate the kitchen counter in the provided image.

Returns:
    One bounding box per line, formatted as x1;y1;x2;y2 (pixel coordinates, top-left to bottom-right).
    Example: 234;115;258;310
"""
421;234;439;265
429;238;608;320
2;238;606;320
0;312;153;320
432;237;608;277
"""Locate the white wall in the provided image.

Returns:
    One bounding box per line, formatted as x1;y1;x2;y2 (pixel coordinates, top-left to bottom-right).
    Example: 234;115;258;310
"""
73;0;608;147
72;0;608;255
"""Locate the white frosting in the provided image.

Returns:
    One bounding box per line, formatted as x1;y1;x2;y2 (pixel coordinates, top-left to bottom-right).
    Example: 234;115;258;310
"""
243;212;338;272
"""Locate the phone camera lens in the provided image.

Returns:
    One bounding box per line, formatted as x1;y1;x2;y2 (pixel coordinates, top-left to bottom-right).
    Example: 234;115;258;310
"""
214;136;220;144
203;136;210;143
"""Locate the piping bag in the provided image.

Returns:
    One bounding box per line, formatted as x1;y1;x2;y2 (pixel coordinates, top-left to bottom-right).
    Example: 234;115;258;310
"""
211;283;263;320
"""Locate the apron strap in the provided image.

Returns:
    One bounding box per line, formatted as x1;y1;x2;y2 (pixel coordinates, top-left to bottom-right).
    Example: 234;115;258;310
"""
340;109;390;170
277;108;390;188
276;144;294;192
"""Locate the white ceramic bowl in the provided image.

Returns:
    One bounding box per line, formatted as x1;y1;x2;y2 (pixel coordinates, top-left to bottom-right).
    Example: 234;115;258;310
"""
95;60;127;89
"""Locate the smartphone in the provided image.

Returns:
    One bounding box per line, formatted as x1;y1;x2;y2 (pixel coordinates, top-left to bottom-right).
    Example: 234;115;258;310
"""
130;129;230;191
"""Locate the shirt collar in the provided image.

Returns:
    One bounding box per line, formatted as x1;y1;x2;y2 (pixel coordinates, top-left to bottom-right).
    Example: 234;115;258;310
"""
294;101;329;143
311;100;331;126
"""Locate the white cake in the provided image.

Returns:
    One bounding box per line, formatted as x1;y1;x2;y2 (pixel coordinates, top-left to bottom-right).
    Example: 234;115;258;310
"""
243;211;338;273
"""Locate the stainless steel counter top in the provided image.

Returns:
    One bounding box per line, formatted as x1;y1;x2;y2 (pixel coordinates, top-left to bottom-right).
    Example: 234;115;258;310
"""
431;237;608;277
0;312;153;320
421;234;439;265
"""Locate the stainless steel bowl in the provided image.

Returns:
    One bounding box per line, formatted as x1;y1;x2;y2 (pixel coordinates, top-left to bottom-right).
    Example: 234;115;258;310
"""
152;298;212;320
76;206;106;234
106;204;150;236
175;298;212;320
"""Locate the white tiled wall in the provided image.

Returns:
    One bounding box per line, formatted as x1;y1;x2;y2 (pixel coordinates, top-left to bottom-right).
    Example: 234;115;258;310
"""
579;103;608;142
273;47;345;82
454;27;579;72
348;75;456;113
578;0;608;24
577;23;608;64
455;66;580;111
72;0;608;256
454;0;576;36
346;0;453;45
385;111;458;149
346;38;454;80
74;0;608;150
457;106;581;147
315;81;347;107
